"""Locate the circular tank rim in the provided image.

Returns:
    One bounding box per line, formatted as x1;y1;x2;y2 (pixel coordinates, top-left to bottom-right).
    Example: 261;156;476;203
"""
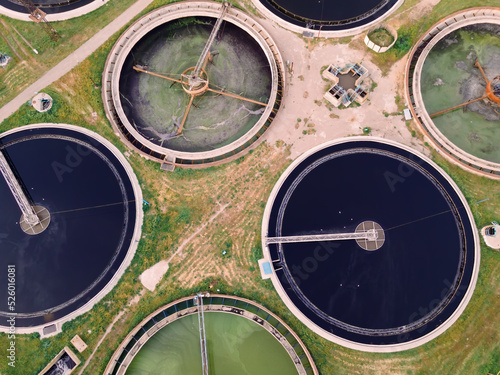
0;123;144;337
103;294;319;375
405;7;500;178
249;0;404;37
260;136;480;353
103;1;283;164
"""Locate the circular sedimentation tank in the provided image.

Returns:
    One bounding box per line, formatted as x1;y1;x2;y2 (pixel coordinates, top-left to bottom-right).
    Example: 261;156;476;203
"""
261;137;480;352
103;1;284;168
0;124;142;332
406;8;500;177
251;0;403;34
104;295;318;375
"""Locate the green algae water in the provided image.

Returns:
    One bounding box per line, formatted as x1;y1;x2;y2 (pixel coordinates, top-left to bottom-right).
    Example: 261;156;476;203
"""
420;24;500;163
125;312;299;375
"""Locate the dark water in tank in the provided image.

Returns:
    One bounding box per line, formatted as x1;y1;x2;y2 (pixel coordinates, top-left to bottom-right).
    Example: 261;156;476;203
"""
1;0;94;14
267;141;475;345
0;128;137;327
259;0;399;30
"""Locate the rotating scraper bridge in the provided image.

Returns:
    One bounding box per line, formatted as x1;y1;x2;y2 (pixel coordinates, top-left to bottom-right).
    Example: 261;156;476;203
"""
0;142;50;235
266;221;385;251
103;1;285;169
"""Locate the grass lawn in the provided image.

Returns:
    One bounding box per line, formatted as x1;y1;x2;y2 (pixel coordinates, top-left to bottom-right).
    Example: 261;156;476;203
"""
0;0;137;107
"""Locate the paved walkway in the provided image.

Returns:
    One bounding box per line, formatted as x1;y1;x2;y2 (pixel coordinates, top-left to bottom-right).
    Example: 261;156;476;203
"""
0;0;156;125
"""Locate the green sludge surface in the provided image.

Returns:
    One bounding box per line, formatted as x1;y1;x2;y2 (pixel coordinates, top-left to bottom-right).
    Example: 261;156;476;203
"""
125;312;299;375
420;24;500;163
120;18;271;153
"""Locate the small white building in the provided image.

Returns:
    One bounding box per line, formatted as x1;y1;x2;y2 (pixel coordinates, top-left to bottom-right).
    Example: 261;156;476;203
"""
31;93;53;113
481;222;500;249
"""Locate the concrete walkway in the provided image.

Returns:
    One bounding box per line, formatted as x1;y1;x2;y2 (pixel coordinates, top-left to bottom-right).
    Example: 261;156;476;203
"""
0;0;156;125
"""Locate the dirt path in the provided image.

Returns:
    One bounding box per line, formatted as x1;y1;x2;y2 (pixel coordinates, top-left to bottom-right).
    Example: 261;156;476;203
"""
169;144;290;290
77;310;126;375
168;202;228;262
77;289;145;375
